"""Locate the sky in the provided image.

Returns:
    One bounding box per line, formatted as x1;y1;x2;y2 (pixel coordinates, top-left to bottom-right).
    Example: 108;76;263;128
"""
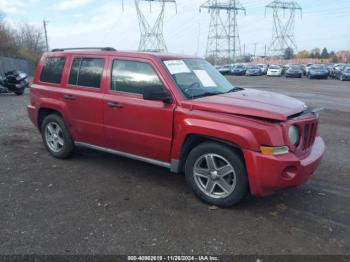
1;0;349;57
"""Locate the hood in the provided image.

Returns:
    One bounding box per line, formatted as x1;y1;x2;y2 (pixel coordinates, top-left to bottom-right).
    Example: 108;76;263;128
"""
181;88;306;121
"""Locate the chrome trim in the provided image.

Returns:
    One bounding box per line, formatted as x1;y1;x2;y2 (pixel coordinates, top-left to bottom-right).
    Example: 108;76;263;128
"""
75;142;171;169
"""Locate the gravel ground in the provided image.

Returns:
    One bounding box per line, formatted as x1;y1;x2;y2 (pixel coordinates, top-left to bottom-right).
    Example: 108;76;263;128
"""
0;76;349;255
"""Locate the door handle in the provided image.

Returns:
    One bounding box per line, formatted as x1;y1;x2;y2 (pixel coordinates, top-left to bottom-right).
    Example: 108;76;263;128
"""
107;102;123;108
63;95;76;101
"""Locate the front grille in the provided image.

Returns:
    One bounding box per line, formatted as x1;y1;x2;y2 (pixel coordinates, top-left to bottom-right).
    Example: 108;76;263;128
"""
302;121;318;150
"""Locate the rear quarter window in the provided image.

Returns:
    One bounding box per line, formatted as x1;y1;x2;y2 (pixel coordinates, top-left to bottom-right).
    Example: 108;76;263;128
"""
68;58;104;89
40;57;66;84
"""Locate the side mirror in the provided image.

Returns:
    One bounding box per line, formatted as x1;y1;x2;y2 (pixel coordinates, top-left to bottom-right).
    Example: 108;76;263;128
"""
143;86;172;104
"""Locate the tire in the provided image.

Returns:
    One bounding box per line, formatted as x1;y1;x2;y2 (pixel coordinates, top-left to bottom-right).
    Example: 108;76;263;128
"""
185;142;248;207
340;75;344;81
14;87;24;95
41;114;74;159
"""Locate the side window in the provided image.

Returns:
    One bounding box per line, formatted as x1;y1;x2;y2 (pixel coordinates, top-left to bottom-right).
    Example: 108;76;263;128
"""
68;58;104;88
111;60;164;95
40;57;66;84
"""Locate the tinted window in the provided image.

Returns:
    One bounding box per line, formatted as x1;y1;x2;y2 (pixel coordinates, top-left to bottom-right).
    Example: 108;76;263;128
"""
68;58;80;86
40;57;66;84
68;58;104;88
111;60;164;95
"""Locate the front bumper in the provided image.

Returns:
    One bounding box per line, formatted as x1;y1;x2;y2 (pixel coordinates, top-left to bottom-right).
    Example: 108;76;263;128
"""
243;137;325;197
310;74;328;79
286;73;302;78
267;72;281;76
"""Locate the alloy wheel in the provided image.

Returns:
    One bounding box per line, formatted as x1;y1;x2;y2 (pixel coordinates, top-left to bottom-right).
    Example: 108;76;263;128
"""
45;122;64;153
193;153;236;199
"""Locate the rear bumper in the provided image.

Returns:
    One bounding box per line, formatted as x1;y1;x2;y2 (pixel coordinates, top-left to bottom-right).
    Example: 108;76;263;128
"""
244;137;325;197
27;105;37;127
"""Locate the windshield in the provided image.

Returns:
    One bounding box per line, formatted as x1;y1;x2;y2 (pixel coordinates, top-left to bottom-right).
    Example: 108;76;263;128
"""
248;65;260;70
269;65;280;69
289;65;301;70
311;65;325;69
163;59;236;99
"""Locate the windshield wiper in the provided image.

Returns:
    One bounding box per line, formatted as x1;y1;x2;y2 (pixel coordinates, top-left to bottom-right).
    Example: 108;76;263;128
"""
224;87;243;93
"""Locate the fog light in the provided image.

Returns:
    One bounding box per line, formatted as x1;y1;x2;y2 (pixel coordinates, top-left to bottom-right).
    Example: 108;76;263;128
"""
281;166;297;180
260;146;289;155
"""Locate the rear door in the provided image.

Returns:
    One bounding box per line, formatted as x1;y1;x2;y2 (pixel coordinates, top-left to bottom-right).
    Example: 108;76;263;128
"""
62;56;107;146
103;58;175;163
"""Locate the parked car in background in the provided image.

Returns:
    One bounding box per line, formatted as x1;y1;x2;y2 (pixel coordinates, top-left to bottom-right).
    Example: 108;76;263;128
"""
337;66;350;81
304;64;313;76
231;64;246;75
307;64;329;79
257;64;268;75
245;65;263;76
27;47;325;207
267;65;283;77
218;64;233;75
331;64;346;78
285;65;303;78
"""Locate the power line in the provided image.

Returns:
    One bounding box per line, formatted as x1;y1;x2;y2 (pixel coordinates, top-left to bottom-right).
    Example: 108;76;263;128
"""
200;0;246;64
135;0;177;52
265;0;302;57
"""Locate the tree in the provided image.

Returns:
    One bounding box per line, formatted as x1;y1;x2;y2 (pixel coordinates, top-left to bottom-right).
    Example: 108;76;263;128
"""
297;50;309;59
284;47;294;59
0;16;45;63
321;48;329;59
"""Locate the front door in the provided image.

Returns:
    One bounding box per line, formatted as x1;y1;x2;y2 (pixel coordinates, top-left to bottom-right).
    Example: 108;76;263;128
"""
103;58;175;163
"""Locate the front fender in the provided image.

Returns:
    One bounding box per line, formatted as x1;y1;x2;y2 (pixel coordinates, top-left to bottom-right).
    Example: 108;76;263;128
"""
171;117;259;161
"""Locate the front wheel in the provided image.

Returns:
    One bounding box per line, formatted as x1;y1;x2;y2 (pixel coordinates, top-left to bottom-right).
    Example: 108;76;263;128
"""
41;114;74;159
185;142;248;207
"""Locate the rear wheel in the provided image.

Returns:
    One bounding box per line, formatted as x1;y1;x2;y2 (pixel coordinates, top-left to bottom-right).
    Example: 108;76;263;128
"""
185;142;248;207
14;88;24;95
41;114;74;159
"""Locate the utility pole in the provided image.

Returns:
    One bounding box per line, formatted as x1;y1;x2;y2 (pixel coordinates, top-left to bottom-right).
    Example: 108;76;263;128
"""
135;0;177;52
265;1;302;58
43;19;49;52
200;0;246;64
253;42;257;58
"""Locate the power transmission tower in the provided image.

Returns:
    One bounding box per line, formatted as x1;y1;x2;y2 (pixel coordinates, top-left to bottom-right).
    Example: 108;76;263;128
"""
265;1;302;58
135;0;177;52
43;19;49;51
200;0;246;64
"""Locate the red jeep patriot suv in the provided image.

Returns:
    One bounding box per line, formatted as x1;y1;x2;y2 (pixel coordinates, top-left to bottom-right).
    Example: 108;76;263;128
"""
28;47;325;207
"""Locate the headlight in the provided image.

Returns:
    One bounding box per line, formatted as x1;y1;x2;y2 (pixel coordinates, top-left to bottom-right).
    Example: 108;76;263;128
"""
289;125;300;146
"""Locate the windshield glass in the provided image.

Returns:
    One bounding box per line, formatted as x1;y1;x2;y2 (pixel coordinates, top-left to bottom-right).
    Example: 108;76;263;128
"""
289;65;301;70
163;59;236;99
311;65;325;69
248;65;260;69
269;65;280;69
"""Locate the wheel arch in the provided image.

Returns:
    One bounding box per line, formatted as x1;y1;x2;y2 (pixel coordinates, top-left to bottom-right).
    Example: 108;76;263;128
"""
37;108;64;131
173;134;245;174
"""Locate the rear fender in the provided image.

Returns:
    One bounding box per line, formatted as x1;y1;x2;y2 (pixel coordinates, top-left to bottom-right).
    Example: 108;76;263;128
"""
37;98;77;139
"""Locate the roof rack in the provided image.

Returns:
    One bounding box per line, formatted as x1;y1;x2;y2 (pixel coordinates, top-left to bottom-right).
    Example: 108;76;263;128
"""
51;47;116;52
